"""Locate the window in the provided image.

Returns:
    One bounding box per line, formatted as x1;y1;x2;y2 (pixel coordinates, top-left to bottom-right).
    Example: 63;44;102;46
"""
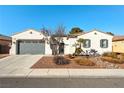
100;39;108;48
83;39;91;48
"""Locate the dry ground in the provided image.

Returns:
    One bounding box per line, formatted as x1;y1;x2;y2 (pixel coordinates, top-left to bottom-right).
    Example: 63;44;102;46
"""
31;56;102;69
31;56;124;69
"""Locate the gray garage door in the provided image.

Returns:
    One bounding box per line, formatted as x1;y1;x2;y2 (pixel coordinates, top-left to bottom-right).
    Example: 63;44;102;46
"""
17;40;45;54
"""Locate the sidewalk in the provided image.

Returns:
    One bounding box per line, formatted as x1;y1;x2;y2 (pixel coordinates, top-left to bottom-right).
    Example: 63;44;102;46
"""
1;69;124;78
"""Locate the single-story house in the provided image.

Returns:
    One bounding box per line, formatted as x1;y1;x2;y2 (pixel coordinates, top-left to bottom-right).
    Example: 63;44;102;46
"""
0;34;12;54
10;29;113;55
112;36;124;53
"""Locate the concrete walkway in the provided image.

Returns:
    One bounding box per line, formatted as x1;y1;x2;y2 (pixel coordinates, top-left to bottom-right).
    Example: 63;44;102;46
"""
0;55;124;78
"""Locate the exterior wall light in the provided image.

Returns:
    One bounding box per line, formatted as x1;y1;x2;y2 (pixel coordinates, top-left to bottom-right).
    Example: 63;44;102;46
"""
13;42;16;44
30;32;32;34
94;32;97;35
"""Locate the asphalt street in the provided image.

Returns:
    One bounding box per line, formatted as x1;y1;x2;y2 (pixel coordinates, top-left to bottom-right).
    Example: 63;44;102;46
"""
0;77;124;88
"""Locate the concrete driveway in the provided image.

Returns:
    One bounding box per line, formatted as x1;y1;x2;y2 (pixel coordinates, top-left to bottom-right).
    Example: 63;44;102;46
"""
0;55;42;77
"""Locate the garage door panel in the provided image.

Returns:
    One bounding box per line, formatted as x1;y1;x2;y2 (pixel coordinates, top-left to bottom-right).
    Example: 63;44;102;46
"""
18;40;45;54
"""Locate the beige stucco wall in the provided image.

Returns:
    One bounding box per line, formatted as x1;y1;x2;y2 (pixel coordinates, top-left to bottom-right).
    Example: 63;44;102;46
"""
63;30;113;55
112;41;124;53
10;29;52;55
63;37;77;54
77;30;113;54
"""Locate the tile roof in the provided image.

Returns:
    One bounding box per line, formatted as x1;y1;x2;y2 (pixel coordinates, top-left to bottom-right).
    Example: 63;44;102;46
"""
112;36;124;41
0;34;11;41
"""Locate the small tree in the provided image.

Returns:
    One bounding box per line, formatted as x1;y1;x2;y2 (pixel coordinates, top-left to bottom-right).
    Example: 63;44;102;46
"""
52;25;70;65
49;25;66;55
40;25;66;56
72;38;84;56
49;36;58;55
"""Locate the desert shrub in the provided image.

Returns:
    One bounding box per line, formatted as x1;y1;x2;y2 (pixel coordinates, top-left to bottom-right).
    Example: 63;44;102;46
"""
120;53;124;56
74;57;95;66
101;57;124;64
119;53;124;60
53;56;70;65
102;52;117;58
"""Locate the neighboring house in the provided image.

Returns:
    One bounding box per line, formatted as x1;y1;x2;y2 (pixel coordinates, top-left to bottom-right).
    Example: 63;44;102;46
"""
0;34;11;54
10;29;113;55
112;36;124;53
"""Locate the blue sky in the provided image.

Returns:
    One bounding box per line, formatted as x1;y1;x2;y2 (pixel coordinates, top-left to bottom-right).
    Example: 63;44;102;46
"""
0;5;124;36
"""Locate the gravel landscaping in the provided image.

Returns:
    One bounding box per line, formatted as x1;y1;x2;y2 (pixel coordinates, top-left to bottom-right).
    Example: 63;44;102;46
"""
31;56;100;69
92;57;121;69
31;56;124;69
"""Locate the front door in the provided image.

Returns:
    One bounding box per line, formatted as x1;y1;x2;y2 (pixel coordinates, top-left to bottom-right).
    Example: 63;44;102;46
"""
59;43;64;54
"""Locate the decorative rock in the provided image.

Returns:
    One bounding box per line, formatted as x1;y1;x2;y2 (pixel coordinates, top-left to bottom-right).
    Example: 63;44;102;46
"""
92;57;122;69
115;65;119;68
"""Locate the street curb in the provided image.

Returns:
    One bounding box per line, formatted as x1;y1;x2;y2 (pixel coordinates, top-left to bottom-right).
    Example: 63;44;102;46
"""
0;75;124;78
1;69;124;78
